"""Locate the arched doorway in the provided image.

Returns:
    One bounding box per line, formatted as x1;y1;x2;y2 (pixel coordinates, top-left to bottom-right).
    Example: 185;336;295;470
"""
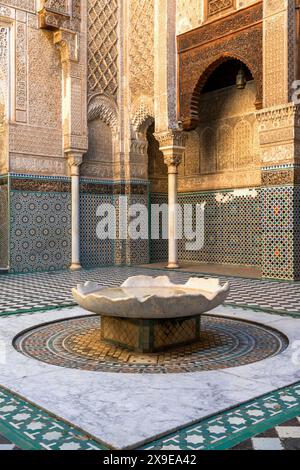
178;58;261;270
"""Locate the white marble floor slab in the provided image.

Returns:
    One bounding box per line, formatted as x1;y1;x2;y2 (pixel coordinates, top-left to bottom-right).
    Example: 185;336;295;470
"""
0;306;299;449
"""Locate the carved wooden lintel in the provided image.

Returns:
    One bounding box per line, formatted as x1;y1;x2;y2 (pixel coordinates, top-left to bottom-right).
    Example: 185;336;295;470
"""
38;1;81;32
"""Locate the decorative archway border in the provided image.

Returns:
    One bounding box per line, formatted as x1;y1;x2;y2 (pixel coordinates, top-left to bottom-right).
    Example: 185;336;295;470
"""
131;95;155;134
178;2;263;130
87;93;119;134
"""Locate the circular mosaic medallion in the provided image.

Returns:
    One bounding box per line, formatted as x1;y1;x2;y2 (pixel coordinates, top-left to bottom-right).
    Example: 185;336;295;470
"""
14;315;288;374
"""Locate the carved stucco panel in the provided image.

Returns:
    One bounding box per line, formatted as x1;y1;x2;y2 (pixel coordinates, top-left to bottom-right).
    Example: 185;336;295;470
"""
264;12;287;107
15;21;27;117
0;25;9;173
129;0;154;99
87;0;118;97
28;27;62;129
0;1;35;12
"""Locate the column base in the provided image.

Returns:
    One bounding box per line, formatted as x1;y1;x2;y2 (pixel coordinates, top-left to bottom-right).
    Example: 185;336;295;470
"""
166;263;180;269
70;263;82;271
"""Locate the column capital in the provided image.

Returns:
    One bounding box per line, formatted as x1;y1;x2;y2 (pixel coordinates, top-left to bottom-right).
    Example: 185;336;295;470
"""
154;129;187;173
154;129;187;150
67;151;83;167
66;152;83;176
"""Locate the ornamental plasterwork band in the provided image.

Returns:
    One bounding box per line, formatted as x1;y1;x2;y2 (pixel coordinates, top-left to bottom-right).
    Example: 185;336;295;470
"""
256;103;300;130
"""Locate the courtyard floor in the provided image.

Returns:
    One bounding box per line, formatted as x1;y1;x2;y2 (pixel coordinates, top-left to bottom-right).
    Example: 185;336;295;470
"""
0;266;299;450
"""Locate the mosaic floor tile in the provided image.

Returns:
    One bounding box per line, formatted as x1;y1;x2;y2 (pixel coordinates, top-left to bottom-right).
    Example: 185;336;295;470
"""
14;315;287;374
1;266;300;318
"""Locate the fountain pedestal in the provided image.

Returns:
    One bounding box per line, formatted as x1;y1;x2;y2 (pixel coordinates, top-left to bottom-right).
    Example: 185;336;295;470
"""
101;315;201;353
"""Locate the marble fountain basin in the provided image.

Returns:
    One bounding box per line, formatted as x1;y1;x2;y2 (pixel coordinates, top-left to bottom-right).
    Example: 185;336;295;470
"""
72;276;230;320
72;276;230;353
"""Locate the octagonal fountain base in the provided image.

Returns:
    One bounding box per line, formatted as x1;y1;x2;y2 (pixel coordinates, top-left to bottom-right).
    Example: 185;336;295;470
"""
101;315;202;353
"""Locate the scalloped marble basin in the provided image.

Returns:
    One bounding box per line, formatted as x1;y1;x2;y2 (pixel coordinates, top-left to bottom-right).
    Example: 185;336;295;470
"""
72;276;230;320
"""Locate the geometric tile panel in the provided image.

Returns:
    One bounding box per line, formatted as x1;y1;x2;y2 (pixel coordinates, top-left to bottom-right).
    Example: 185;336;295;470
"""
261;186;300;280
10;191;71;274
1;266;300;318
150;189;261;266
142;383;300;450
149;193;168;263
80;193;115;268
125;193;150;265
0;184;8;269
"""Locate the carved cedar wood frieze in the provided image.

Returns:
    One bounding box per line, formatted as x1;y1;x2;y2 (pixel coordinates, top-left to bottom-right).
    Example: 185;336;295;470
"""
262;169;300;186
178;2;263;130
38;0;81;32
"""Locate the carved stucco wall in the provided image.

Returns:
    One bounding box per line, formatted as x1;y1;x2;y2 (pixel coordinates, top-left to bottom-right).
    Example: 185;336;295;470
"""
0;26;9;269
0;1;35;12
86;0;119;180
0;2;66;176
83;119;114;179
87;0;118;98
0;25;8;175
178;81;261;191
28;30;61;129
129;0;154;101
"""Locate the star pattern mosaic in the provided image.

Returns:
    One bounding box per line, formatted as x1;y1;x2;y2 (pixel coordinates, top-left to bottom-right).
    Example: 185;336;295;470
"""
1;266;300;317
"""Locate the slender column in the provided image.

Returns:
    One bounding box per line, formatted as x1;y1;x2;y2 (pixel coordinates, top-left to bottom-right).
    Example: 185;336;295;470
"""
155;130;186;269
166;158;180;268
68;153;83;271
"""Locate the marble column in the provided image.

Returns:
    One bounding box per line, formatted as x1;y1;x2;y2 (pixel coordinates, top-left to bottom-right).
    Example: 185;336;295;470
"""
68;153;83;271
155;131;186;269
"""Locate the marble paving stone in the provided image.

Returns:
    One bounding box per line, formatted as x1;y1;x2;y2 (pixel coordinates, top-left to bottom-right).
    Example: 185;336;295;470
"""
0;305;299;449
252;438;284;450
276;427;300;438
